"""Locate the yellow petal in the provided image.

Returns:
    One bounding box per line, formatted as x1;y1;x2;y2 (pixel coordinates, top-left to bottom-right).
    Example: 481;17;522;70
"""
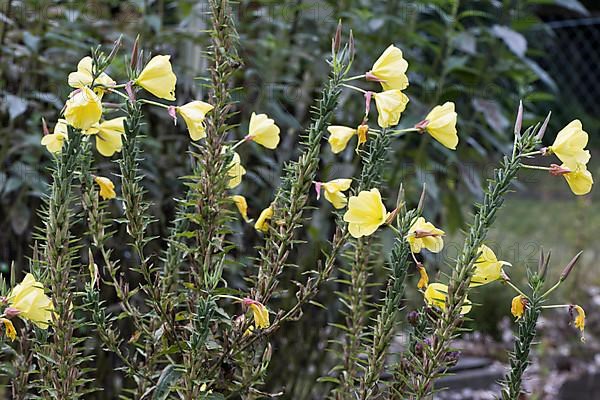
1;318;16;341
68;56;115;97
424;283;471;315
369;45;409;91
470;244;509;287
407;217;445;254
248;112;280;149
8;273;54;329
417;265;429;290
425;102;458;150
227;151;246;189
41;132;67;154
573;305;585;337
374;90;409;128
343;188;387;238
248;302;270;329
327;126;356;154
231;195;250;222
563;163;593;195
254;206;273;233
511;295;526;319
90;117;125;157
94;176;116;200
64;87;102;130
136;55;177;101
178;101;214;141
550;120;590;166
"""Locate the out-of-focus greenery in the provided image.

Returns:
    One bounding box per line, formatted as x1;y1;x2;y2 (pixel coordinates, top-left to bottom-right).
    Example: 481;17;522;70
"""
0;0;594;398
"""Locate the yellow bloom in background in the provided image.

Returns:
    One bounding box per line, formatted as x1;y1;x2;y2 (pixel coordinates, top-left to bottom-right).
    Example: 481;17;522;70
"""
254;206;273;233
424;283;472;314
8;273;54;329
85;117;125;157
548;120;590;166
417;264;429;290
41;120;68;154
422;102;459;150
319;179;352;209
227;151;246;189
68;56;115;97
470;244;511;287
1;318;16;341
94;176;116;200
573;305;585;340
135;55;177;100
64;86;102;130
511;295;526;319
178;101;214;141
367;45;409;91
374;90;409;128
562;162;593;195
343;188;387;238
327;126;356;154
247;112;280;149
407;217;445;254
243;298;270;329
231;195;250;222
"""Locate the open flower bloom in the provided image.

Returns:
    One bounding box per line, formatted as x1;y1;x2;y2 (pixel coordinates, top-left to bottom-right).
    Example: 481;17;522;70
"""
511;295;526;319
343;188;388;238
135;55;177;100
316;179;352;209
571;305;585;340
418;102;458;150
41;120;68;153
231;195;250;222
247;112;280;149
1;318;16;341
85;117;125;157
254;206;273;233
547;120;590;166
366;45;409;91
407;217;445;254
373;90;409;128
417;264;429;290
243;298;270;329
227;151;246;189
94;176;116;200
470;244;511;287
8;273;54;329
424;283;472;314
64;86;102;130
68;56;115;98
327;126;356;153
560;163;593;195
178;101;214;141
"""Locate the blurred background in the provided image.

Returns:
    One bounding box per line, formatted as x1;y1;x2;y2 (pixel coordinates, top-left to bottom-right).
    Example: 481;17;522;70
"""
0;0;598;398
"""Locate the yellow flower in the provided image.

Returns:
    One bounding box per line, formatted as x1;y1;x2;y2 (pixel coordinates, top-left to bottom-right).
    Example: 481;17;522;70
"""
357;124;369;148
178;101;214;141
373;90;409;128
424;283;471;314
68;56;115;98
548;120;590;166
470;244;511;287
1;318;16;341
572;305;585;340
367;45;409;91
317;179;352;209
243;298;270;329
417;264;429;290
41;120;68;154
64;86;102;130
327;126;356;154
421;102;459;150
246;112;280;149
406;217;445;254
85;117;125;157
227;151;246;189
511;295;526;319
94;176;116;200
562;163;593;195
135;55;177;101
254;206;273;233
8;273;54;329
231;195;250;222
343;188;387;238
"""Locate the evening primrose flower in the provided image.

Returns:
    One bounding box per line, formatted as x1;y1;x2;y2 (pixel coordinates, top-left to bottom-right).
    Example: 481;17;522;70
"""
177;101;214;141
373;90;409;128
511;295;526;319
366;45;409;91
470;244;511;287
424;283;472;314
68;56;115;97
41;120;68;154
246;112;280;149
64;86;102;130
571;305;585;340
406;217;444;254
227;151;246;189
135;55;177;101
254;206;273;233
417;264;429;290
243;298;270;329
94;176;116;200
315;179;352;209
546;120;590;166
343;188;388;238
327;126;356;154
561;163;593;195
1;318;16;341
417;102;459;150
231;195;250;222
357;124;369;148
85;117;125;157
8;273;54;329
